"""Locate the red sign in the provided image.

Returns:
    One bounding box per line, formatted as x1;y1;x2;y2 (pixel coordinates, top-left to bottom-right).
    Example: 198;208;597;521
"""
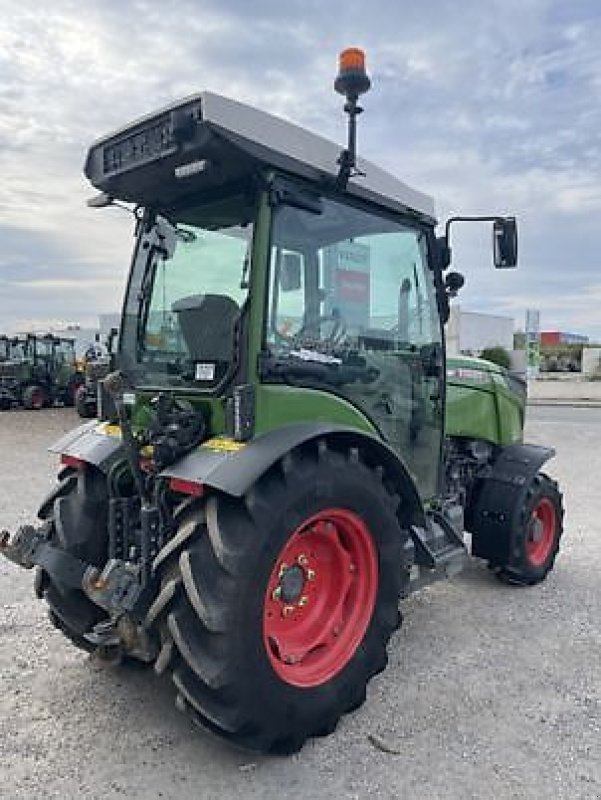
335;269;370;303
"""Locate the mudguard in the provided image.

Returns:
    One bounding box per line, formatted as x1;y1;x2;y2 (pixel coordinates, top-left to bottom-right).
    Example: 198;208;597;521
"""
48;421;124;473
159;422;427;527
467;442;555;562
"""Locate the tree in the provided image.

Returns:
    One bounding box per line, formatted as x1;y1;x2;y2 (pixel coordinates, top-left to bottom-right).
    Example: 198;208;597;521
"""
480;346;512;369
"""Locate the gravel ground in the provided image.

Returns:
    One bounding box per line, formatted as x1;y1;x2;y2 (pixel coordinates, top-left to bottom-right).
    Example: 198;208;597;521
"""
1;406;600;800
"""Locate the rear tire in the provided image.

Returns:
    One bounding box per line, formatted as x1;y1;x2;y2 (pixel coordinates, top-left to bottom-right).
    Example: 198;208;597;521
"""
23;385;46;410
35;466;110;650
149;442;410;753
492;473;563;585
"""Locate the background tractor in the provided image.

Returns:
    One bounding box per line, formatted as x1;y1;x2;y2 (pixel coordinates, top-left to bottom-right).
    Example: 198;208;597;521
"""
1;50;563;754
75;330;118;418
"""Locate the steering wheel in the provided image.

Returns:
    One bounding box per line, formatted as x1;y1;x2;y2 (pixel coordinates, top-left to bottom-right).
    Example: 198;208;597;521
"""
296;308;348;347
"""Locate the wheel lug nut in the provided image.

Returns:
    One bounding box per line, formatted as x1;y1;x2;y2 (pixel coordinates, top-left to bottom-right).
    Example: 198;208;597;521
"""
298;596;308;607
278;563;288;579
306;569;316;581
297;554;308;567
271;586;282;601
282;605;295;618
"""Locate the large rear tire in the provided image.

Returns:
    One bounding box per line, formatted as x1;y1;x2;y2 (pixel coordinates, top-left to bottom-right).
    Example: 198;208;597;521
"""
149;442;410;753
35;466;110;650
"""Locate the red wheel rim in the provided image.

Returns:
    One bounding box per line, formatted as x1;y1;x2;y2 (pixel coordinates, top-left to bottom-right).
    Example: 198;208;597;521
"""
526;498;556;567
263;508;378;688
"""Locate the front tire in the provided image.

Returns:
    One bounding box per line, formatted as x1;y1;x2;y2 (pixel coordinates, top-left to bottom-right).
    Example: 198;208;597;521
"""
492;473;563;585
75;386;96;418
149;442;410;753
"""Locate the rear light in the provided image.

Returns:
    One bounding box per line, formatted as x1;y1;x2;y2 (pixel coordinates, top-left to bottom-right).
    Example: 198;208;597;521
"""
60;454;86;469
169;477;205;497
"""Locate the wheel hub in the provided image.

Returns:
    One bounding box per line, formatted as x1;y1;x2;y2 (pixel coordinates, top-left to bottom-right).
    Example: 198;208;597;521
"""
525;497;557;567
278;564;306;603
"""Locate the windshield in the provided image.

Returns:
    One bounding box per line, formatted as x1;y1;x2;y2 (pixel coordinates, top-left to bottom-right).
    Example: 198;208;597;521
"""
120;194;254;390
54;340;74;364
10;340;28;361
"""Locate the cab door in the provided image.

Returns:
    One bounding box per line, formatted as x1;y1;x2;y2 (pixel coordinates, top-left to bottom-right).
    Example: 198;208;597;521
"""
265;194;444;499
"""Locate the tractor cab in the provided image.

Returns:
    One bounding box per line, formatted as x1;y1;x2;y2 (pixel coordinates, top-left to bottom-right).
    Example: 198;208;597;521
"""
84;76;514;503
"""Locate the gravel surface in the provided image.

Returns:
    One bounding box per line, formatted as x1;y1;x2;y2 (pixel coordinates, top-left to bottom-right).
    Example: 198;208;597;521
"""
1;407;600;800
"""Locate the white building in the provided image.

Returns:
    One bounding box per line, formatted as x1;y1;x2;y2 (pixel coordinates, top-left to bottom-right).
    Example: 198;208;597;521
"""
446;305;514;356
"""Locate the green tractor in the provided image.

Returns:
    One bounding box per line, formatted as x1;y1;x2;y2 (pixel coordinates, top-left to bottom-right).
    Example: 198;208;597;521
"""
1;51;563;754
75;331;118;419
0;334;82;410
0;335;41;410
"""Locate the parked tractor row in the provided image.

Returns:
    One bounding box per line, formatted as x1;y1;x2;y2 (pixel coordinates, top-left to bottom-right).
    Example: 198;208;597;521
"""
0;333;82;410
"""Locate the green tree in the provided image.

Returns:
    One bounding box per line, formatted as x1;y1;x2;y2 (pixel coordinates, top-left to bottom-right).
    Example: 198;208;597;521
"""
480;346;512;369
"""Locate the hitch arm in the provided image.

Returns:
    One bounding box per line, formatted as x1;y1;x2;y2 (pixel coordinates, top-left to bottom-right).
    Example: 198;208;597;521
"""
1;524;91;589
1;526;144;618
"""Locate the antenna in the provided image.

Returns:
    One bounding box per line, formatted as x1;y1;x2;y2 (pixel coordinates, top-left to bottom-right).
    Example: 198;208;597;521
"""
334;48;371;190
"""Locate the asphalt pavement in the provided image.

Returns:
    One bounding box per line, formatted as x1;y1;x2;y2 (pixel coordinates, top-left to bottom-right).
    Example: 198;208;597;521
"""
1;406;600;800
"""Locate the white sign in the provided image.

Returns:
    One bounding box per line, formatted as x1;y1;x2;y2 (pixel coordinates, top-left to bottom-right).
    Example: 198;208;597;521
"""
195;362;215;381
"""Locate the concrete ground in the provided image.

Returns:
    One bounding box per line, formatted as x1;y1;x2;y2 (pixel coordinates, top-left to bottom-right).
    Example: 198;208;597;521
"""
1;407;600;800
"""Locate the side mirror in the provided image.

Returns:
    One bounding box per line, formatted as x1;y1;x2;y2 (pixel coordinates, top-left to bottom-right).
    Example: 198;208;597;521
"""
493;217;518;268
444;271;465;297
280;253;302;292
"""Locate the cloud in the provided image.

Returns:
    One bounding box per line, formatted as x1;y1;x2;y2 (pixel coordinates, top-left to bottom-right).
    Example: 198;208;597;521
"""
0;0;600;340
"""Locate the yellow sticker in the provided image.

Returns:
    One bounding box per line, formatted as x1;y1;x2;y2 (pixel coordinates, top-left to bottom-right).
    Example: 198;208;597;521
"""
96;423;122;438
201;437;246;453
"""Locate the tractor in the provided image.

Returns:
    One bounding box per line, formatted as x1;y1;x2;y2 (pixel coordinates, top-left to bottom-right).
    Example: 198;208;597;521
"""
1;50;563;754
0;335;41;410
0;334;82;410
75;330;118;419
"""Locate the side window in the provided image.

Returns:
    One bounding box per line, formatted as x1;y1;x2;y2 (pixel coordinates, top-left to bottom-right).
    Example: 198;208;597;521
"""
268;248;306;340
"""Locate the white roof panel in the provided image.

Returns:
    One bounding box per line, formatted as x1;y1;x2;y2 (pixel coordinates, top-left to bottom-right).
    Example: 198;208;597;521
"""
200;92;436;220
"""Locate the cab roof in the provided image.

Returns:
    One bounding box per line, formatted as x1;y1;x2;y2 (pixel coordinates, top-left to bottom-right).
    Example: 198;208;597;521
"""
84;91;436;223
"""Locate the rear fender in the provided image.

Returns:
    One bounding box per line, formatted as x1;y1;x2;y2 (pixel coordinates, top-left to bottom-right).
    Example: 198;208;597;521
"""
160;422;427;527
48;421;124;474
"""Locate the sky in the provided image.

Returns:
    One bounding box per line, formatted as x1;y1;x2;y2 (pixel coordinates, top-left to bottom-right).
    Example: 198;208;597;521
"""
0;0;600;340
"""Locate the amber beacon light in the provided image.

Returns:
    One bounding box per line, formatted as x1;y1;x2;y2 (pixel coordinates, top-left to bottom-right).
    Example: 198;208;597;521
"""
335;48;371;98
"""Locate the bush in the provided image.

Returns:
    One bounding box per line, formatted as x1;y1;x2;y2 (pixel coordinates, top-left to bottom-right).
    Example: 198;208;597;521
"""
479;346;512;369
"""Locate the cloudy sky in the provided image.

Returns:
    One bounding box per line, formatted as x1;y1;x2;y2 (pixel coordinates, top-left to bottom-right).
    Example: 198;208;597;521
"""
1;0;600;339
